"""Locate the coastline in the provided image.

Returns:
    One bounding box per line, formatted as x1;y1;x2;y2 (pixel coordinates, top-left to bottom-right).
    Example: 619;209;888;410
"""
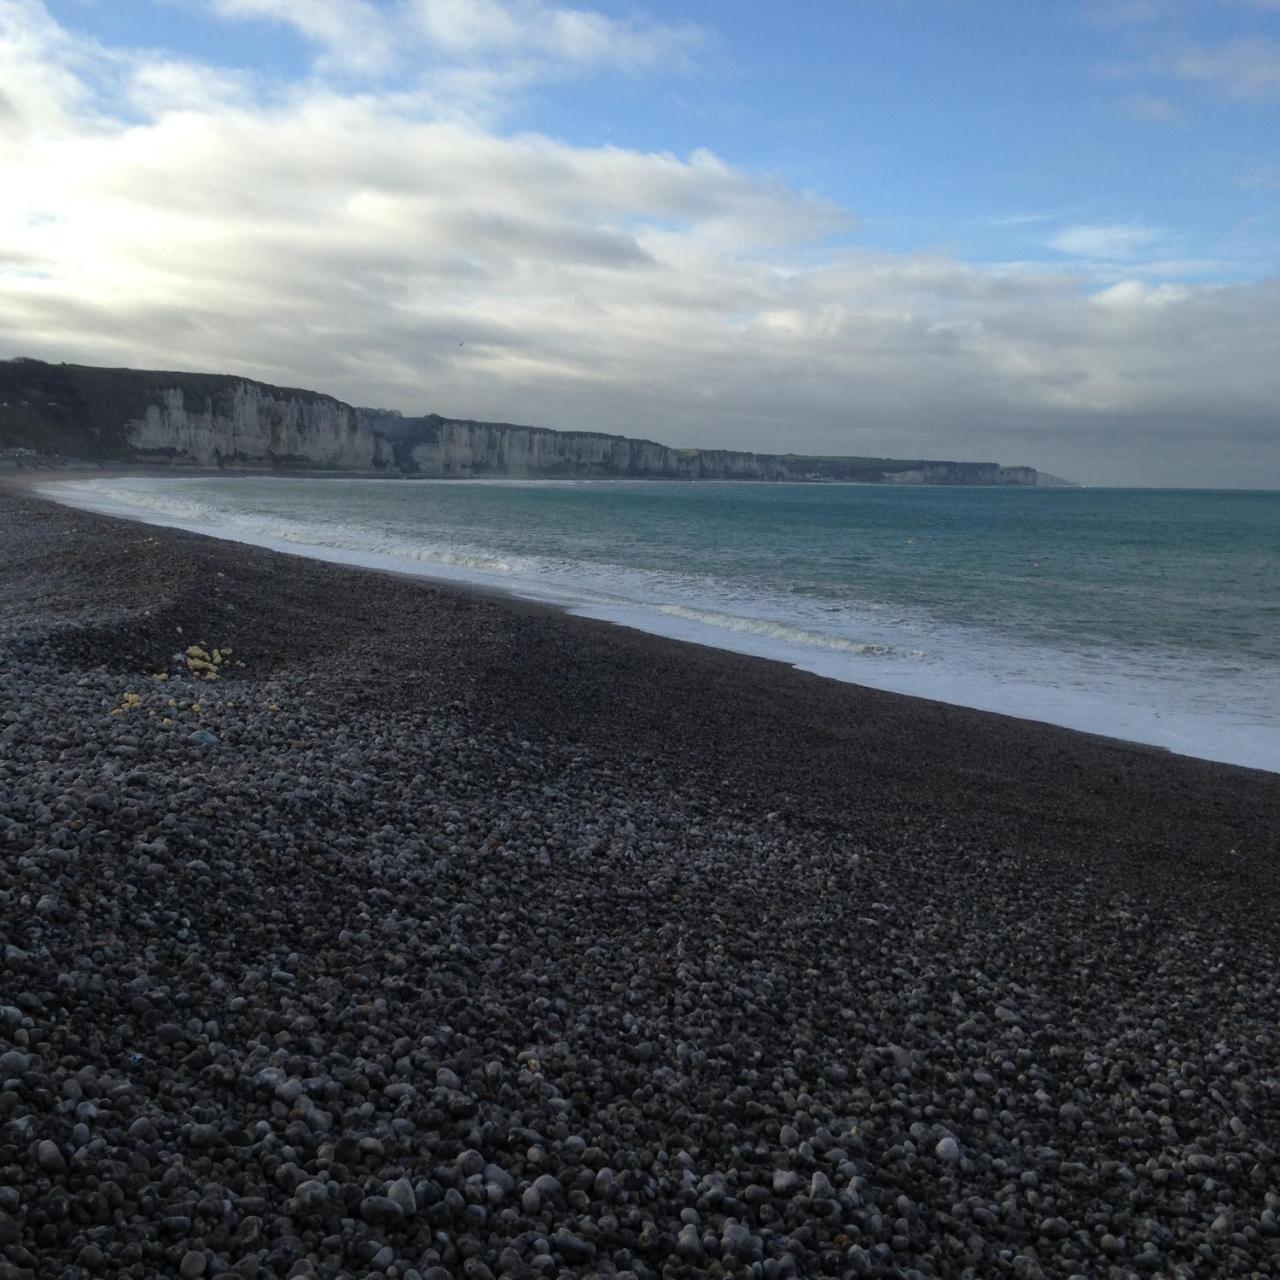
3;485;1277;907
20;468;1279;774
2;489;1279;1277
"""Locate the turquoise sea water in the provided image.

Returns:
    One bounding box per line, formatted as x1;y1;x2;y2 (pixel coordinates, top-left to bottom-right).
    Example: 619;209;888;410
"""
43;476;1280;772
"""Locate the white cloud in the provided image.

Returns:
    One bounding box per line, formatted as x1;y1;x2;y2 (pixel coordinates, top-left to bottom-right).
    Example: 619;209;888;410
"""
1238;161;1280;188
1084;0;1181;27
1172;37;1280;98
0;0;102;136
206;0;703;85
1047;223;1168;258
1124;93;1186;123
976;211;1066;228
407;0;699;69
209;0;396;72
1091;280;1192;308
1;1;1279;486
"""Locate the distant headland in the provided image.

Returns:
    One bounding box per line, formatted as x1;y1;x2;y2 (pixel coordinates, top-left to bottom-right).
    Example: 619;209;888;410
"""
0;357;1071;485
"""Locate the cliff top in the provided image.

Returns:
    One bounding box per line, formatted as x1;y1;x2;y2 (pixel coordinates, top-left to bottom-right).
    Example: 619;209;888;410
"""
1;357;1056;482
0;358;346;458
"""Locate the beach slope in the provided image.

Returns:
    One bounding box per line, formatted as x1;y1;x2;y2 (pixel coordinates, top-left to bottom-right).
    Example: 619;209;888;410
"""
1;490;1277;1278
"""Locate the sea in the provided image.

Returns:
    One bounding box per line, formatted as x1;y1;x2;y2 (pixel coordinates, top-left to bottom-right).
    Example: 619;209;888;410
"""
39;475;1280;774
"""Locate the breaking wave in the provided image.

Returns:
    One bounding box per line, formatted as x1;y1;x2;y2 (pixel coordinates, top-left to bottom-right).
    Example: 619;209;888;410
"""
657;605;910;657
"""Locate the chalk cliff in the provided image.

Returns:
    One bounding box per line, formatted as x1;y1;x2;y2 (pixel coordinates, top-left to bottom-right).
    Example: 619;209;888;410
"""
0;359;391;470
126;384;391;469
372;412;1043;486
374;414;794;480
1;358;1055;484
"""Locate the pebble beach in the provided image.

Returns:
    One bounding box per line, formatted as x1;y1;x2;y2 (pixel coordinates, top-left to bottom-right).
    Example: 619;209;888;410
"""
1;486;1278;1279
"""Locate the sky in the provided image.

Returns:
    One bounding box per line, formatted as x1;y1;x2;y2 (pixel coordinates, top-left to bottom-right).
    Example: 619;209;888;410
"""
1;1;1279;486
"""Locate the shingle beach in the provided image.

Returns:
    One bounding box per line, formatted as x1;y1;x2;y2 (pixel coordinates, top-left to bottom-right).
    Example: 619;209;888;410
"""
1;488;1277;1279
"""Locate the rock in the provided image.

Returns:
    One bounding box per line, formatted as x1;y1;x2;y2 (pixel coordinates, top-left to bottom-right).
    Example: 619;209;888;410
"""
76;1244;105;1271
723;1222;754;1259
552;1229;594;1264
387;1176;416;1216
188;1123;221;1149
531;1173;562;1202
180;1251;207;1278
0;493;1276;1279
0;1050;30;1076
360;1196;404;1225
676;1223;704;1260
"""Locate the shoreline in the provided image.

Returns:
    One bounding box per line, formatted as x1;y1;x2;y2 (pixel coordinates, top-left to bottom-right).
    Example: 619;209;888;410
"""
2;488;1278;1276
4;485;1278;890
22;468;1279;776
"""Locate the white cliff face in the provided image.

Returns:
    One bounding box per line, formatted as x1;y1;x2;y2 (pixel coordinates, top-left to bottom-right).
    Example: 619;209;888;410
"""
401;422;1032;484
120;385;1037;483
406;421;795;480
884;462;1006;485
125;384;392;469
408;422;673;478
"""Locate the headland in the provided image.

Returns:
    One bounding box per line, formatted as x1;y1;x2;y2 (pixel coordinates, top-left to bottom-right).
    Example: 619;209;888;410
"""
1;357;1063;485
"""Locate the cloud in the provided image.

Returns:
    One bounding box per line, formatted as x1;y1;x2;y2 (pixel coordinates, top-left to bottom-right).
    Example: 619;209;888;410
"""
206;0;704;84
1238;161;1280;188
209;0;396;73
1172;37;1280;99
1047;223;1169;258
406;0;701;70
1083;0;1181;27
1;1;1279;487
1098;9;1280;118
1124;92;1186;123
976;211;1067;228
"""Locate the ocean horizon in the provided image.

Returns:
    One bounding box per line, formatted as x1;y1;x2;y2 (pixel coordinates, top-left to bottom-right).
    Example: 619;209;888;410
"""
39;473;1280;775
